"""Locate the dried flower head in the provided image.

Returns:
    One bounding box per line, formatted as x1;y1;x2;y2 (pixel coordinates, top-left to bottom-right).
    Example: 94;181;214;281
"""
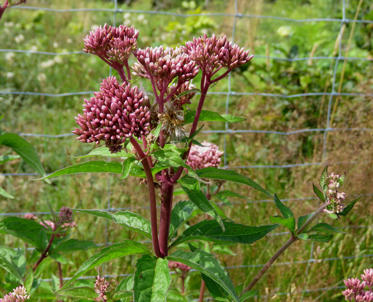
324;172;346;214
59;206;73;224
157;102;185;142
133;46;198;95
184;34;253;76
187;142;223;170
73;77;151;153
0;286;30;302
84;24;138;68
95;276;110;302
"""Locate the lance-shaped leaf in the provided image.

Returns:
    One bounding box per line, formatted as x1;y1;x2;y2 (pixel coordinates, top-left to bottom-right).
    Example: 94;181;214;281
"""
171;220;277;247
0;186;14;199
76;209;151;238
313;184;325;202
272;195;295;232
169;201;198;238
0;133;45;176
78;146;132;159
42;161;122;179
184;110;245;124
195;167;272;197
0;253;23;282
181;186;225;230
168;249;239;302
134;255;171;302
61;241;149;289
0;217;48;250
339;198;359;217
52;239;97;254
57;287;97;300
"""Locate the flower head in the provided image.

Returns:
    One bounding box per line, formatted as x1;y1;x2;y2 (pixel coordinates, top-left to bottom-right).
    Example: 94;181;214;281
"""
184;34;253;76
73;76;151;153
0;286;30;302
362;269;373;287
133;46;198;94
342;272;373;301
168;261;191;272
84;24;138;67
187;142;223;170
95;276;110;302
324;172;346;215
59;206;73;224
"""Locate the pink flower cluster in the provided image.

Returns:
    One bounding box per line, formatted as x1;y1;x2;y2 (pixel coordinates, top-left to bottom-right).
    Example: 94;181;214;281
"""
84;24;138;69
324;172;346;214
168;261;191;272
187;142;223;170
343;269;373;301
184;34;253;76
134;46;199;96
0;286;30;302
73;77;151;152
95;276;110;302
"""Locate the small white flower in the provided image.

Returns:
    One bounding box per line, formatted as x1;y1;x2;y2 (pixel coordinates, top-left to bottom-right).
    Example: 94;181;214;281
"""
67;38;72;44
6;72;14;79
53;42;59;48
54;56;63;64
40;59;55;68
4;22;14;27
5;52;15;61
37;73;46;82
30;45;38;52
15;34;25;43
137;14;145;22
277;26;292;37
123;13;131;20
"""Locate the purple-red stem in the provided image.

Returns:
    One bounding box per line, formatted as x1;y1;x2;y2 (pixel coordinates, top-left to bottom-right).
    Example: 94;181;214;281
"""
124;61;131;81
130;137;161;257
158;183;174;257
0;0;9;20
57;262;63;288
33;233;55;272
198;280;206;302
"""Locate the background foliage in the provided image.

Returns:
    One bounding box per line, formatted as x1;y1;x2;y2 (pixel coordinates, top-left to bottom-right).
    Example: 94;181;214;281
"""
0;0;372;300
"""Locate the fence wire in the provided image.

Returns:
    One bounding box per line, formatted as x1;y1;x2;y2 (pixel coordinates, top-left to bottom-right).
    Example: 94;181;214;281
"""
1;0;373;299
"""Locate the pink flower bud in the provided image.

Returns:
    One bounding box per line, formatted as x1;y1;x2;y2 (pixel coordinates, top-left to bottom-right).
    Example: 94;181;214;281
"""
168;261;191;272
95;276;110;302
187;142;223;170
0;285;30;302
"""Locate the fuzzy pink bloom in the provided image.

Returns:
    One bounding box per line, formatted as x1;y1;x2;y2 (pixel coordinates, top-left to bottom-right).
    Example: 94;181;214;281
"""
187;142;223;170
84;24;138;67
40;220;56;231
324;172;346;214
73;76;151;152
362;269;373;287
184;34;253;76
95;276;110;302
133;46;198;95
24;213;37;220
0;286;30;302
168;261;191;272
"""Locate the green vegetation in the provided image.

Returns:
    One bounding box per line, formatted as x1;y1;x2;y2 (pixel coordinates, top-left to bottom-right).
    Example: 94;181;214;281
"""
0;0;372;300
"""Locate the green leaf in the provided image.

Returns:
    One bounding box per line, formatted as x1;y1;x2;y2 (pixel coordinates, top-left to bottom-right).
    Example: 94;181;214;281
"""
171;220;277;247
170;201;197;237
181;186;225;230
308;234;333;242
134;255;171;302
320;166;328;192
184;110;244;124
273;194;294;218
76;210;151;238
308;223;341;234
297;213;312;231
0;253;23;282
0;133;45;175
313;184;325;202
240;290;257;302
216;190;245;202
78;146;133;159
153;144;186;169
270;216;295;233
62;241;149;289
0;186;14;199
195;167;272;197
53;239;97;254
121;157;137;179
57;286;97;299
0;217;48;250
203;274;229;300
339;198;359;217
43;161;122;179
297;233;309;240
0;154;20;164
168;249;239;302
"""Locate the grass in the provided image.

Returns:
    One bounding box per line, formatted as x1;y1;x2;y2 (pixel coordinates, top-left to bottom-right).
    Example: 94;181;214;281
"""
1;0;373;300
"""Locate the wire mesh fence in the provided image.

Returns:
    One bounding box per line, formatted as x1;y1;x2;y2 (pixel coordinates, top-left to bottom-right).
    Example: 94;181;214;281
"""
1;0;373;299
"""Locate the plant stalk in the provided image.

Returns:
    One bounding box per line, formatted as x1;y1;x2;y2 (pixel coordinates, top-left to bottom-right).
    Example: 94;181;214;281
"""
33;233;55;272
198;280;206;302
158;183;174;257
241;203;328;294
130;137;161;257
57;262;63;288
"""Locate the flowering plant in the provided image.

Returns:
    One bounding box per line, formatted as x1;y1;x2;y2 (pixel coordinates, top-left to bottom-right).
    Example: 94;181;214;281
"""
0;24;358;301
